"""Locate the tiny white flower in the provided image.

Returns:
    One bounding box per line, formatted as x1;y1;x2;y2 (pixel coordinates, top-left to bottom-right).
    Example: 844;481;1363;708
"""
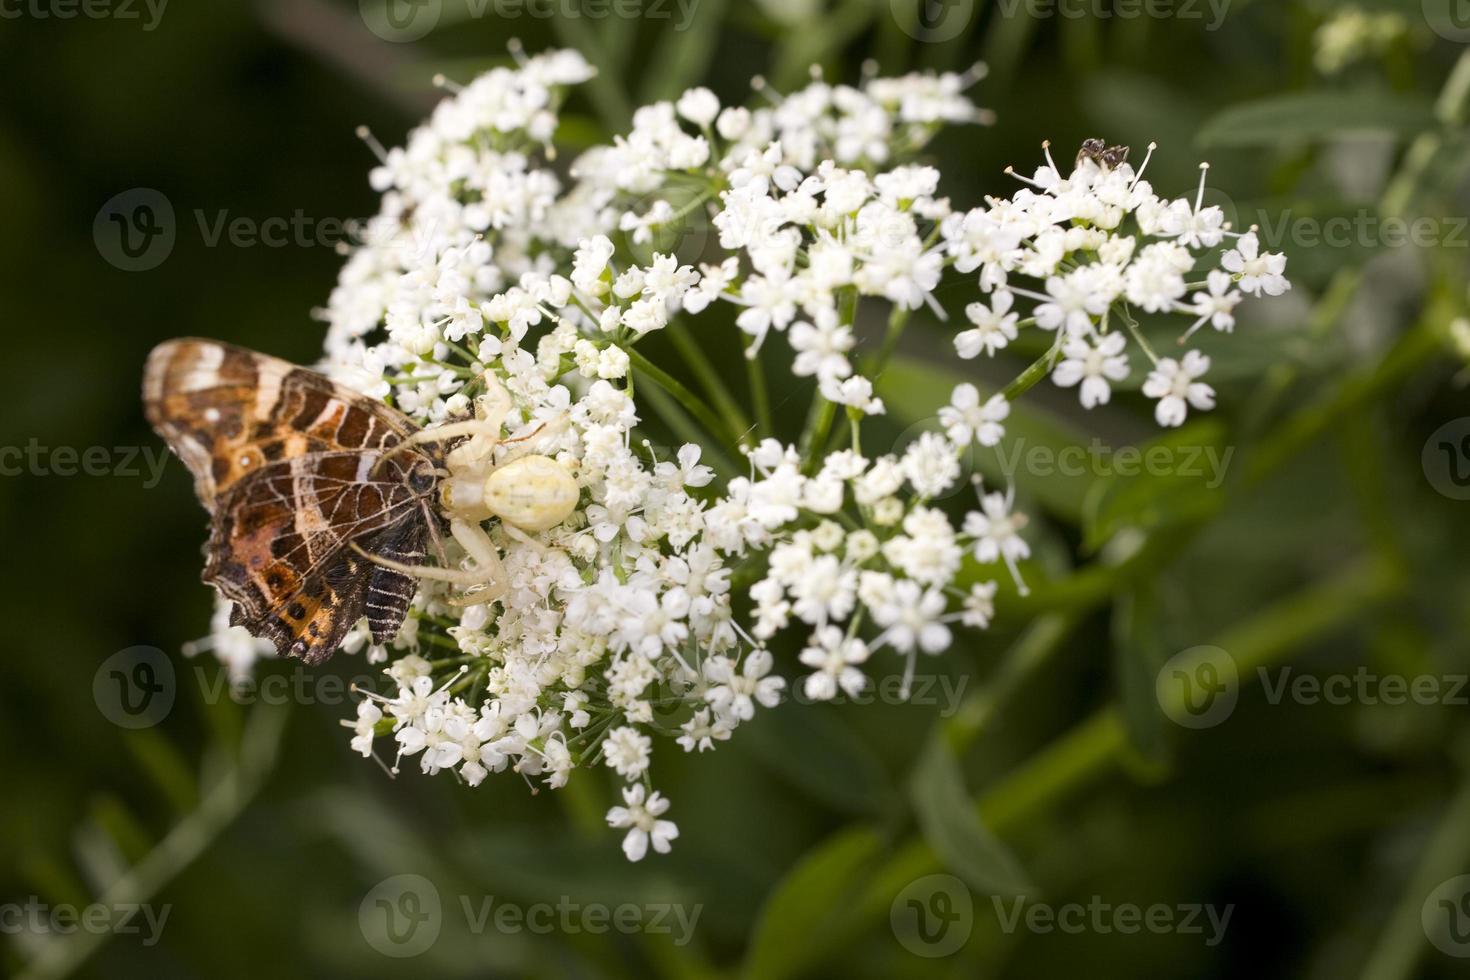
956;290;1019;359
1142;350;1216;427
798;626;870;701
1222;232;1290;297
603;725;653;779
940;384;1009;447
1182;269;1243;341
606;784;679;861
1051;332;1130;409
676;87;720;128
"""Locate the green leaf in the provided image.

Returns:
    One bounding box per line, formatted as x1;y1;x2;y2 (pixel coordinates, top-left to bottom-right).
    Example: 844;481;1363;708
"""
1198;91;1435;148
1111;585;1172;770
639;0;729;105
123;727;199;815
909;735;1033;896
1082;419;1231;553
741;702;895;816
742;827;885;980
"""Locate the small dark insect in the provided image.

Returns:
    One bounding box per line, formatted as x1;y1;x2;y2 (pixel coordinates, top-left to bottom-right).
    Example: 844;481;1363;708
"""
1076;138;1131;171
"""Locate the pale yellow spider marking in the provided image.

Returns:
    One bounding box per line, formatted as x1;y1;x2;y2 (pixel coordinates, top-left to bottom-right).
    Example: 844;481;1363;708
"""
360;373;578;607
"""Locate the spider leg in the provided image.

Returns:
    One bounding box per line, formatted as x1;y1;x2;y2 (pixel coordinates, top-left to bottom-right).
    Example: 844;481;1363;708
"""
350;543;489;585
421;501;450;568
350;519;507;598
498;414;570;463
444;518;510;607
477;371;513;437
500;522;547;553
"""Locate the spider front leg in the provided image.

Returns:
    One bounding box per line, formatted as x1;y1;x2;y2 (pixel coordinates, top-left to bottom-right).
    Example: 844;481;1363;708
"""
443;518;509;607
356;518;508;605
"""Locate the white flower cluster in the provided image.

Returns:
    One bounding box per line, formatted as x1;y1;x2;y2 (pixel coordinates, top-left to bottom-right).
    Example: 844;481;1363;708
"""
194;48;1290;861
944;141;1289;426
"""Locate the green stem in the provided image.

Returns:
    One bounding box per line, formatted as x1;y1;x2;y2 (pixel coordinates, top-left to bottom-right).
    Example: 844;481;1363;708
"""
1359;750;1470;980
744;334;773;439
799;397;838;473
1117;303;1159;365
636;379;740;479
862;305;912;379
1248;47;1470;428
1002;332;1064;401
942;614;1077;755
831;558;1402;964
18;708;288;980
625;345;741;451
665;319;752;441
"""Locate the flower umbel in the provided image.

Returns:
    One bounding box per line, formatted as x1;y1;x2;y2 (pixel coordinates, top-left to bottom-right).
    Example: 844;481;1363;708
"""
193;49;1290;861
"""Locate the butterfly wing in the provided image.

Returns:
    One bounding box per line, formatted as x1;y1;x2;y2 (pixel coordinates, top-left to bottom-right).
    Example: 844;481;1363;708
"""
207;450;431;663
143;338;417;504
143;339;436;663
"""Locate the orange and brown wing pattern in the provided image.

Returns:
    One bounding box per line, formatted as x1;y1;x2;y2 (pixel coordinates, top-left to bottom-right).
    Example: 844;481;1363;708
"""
143;338;438;664
143;338;417;506
207;451;432;663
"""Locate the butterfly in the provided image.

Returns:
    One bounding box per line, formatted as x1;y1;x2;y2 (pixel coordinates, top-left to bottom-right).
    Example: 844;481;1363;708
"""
1076;138;1131;171
143;339;444;665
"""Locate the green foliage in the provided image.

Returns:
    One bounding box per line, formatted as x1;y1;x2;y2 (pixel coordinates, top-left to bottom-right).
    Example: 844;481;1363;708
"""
3;1;1470;978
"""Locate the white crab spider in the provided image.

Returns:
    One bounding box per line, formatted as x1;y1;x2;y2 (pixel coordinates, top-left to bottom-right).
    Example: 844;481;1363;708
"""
363;373;579;606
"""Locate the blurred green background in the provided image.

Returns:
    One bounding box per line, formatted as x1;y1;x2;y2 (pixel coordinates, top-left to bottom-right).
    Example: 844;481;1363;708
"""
3;0;1470;977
